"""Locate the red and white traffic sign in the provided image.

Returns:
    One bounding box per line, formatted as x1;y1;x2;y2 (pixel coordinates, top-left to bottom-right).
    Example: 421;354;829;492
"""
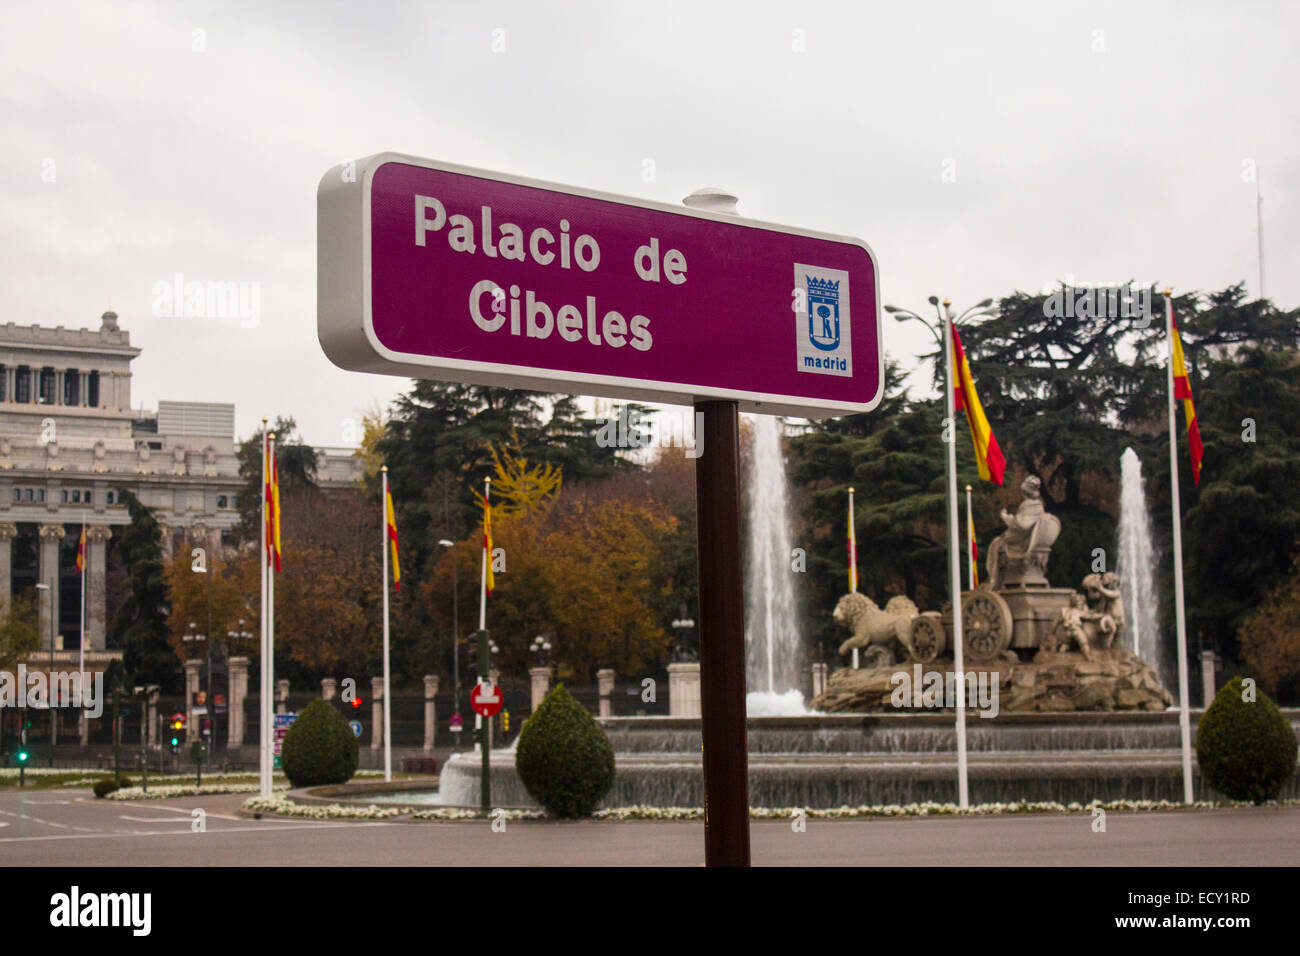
469;681;503;718
449;713;463;732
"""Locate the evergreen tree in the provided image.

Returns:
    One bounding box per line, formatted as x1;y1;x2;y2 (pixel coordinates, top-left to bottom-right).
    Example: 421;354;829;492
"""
108;491;177;691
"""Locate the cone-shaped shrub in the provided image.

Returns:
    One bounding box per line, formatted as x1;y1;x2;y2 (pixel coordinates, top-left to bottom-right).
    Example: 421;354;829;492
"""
281;699;359;787
516;683;615;818
1196;676;1297;804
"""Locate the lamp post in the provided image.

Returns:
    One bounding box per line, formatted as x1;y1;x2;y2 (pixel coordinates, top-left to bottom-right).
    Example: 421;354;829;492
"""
529;635;552;668
883;296;997;810
671;603;697;662
34;581;55;765
437;538;460;724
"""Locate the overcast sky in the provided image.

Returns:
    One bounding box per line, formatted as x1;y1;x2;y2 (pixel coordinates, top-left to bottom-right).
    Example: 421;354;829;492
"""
3;0;1295;447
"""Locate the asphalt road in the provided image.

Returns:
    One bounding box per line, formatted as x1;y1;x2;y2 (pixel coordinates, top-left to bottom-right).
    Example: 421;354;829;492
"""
1;790;1295;866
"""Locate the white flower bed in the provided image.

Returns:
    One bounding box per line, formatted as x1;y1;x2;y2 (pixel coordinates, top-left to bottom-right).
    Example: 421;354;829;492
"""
107;783;289;801
243;796;410;820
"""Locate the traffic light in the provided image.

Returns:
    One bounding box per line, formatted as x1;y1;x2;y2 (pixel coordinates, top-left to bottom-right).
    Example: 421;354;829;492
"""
502;710;509;733
350;696;363;713
170;716;185;753
17;720;29;765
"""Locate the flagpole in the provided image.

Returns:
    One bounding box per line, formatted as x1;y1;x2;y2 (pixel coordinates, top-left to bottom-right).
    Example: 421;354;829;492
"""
79;524;85;738
259;420;270;799
848;486;859;668
381;467;392;782
1164;290;1195;805
479;476;490;633
965;485;975;591
943;300;970;809
268;434;277;786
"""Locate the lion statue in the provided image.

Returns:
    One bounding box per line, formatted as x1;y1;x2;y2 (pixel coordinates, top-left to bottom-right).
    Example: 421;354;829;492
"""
833;591;921;668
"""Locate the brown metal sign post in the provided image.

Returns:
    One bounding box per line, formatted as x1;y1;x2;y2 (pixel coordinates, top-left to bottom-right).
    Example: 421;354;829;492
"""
694;399;750;866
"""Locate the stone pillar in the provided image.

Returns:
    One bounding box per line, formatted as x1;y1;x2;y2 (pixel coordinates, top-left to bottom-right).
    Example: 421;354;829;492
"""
86;526;111;651
597;668;616;718
321;677;337;701
38;523;65;648
1200;651;1218;707
227;656;249;748
275;678;289;715
0;522;16;612
529;666;551;713
811;662;829;699
423;675;439;752
370;677;384;750
668;662;701;717
184;659;202;742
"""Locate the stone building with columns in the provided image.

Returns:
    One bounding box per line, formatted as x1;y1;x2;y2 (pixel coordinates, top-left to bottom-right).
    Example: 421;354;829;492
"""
1;311;363;747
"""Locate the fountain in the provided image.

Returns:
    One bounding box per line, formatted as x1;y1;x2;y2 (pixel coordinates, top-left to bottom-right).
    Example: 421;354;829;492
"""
743;414;805;715
1117;448;1166;685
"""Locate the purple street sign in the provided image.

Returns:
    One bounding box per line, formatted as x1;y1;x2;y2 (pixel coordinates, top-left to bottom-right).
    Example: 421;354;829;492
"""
319;153;883;418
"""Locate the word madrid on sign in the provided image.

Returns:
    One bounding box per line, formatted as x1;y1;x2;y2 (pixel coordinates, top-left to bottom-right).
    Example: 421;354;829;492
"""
318;153;883;418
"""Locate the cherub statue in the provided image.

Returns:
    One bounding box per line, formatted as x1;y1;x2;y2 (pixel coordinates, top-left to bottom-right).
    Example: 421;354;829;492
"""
1081;571;1124;648
1048;593;1102;660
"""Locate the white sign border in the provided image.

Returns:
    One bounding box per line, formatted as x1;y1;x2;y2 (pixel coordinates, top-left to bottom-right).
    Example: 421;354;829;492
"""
318;152;884;419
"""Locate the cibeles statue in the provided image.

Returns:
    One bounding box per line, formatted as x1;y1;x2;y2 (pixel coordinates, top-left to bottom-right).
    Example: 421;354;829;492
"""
985;475;1061;589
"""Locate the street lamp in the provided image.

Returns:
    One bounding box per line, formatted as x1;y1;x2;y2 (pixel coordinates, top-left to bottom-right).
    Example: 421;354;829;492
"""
671;603;697;663
34;582;55;766
529;635;552;668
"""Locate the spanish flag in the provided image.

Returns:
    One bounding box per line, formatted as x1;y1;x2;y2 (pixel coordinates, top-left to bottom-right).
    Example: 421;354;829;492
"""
265;434;281;572
847;487;858;593
952;322;1006;485
482;482;494;596
75;524;86;574
385;484;400;591
1170;306;1204;485
968;507;979;587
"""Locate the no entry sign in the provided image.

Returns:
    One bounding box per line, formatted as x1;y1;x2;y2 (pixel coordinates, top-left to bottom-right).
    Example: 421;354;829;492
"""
318;153;883;418
470;681;503;718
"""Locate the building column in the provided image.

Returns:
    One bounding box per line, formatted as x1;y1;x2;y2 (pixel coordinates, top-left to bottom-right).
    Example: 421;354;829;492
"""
423;675;439;752
370;677;384;750
37;523;64;649
86;525;111;651
597;668;616;719
529;666;551;713
228;656;249;749
275;678;289;715
321;677;337;701
0;522;17;612
184;659;202;742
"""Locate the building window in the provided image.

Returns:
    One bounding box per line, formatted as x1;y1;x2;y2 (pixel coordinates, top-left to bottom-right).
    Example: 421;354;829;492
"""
10;489;18;502
106;490;116;505
88;370;100;407
217;495;228;508
36;489;45;502
39;368;56;405
64;369;79;406
61;490;68;503
22;488;32;502
0;364;5;402
15;366;31;404
71;490;82;503
84;491;92;504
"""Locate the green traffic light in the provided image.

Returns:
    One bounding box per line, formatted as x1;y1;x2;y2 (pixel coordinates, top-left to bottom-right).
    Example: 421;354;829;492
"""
16;751;29;763
170;737;179;746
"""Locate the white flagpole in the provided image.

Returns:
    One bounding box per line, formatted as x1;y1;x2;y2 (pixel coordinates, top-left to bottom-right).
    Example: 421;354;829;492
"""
79;524;85;737
268;434;277;782
1165;291;1195;805
259;420;270;799
965;485;975;591
849;486;859;669
943;301;969;808
476;477;491;754
381;467;392;782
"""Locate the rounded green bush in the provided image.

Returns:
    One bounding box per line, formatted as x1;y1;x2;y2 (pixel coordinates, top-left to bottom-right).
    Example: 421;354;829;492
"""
281;698;359;787
515;683;615;818
1196;676;1298;804
92;778;121;798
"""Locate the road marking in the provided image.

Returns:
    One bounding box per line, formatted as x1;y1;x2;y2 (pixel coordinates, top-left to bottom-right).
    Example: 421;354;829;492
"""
119;815;190;823
124;804;243;821
0;821;394;844
24;800;71;805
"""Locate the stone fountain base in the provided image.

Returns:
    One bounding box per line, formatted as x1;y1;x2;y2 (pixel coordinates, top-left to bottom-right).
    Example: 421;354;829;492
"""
811;647;1174;714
